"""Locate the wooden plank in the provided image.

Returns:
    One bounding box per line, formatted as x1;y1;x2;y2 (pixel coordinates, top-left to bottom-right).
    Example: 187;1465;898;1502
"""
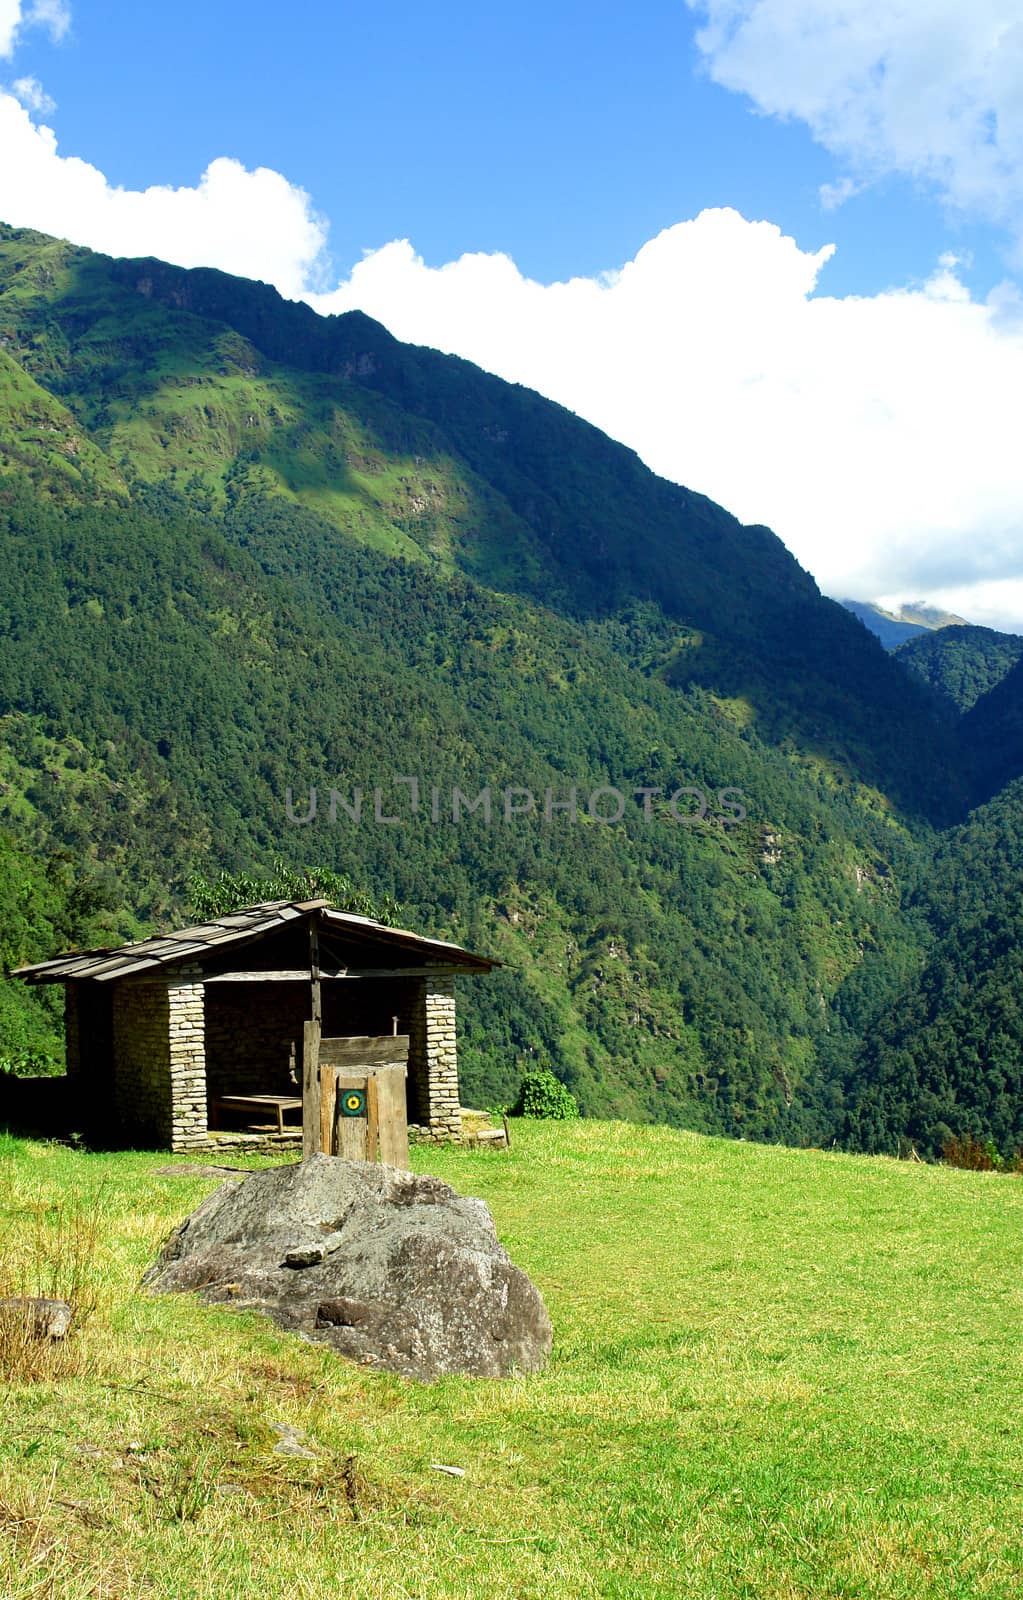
375;1065;410;1170
365;1072;380;1164
214;1095;302;1112
185;925;268;946
206;967;461;981
205;968;347;983
334;1074;368;1161
71;953;162;979
318;1035;410;1067
302;1019;321;1159
209;966;462;981
318;1065;338;1155
213;1094;302;1136
329;966;463;979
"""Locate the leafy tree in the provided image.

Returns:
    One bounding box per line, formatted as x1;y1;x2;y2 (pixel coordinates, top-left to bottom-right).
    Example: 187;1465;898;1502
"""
188;859;401;923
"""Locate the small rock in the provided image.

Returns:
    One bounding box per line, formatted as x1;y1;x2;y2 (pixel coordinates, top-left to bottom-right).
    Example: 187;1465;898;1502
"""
283;1246;324;1269
270;1423;317;1460
0;1297;73;1340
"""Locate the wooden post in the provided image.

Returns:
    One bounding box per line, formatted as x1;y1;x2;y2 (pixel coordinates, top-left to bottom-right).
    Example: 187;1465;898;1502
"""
302;1018;321;1158
365;1073;380;1162
303;918;323;1159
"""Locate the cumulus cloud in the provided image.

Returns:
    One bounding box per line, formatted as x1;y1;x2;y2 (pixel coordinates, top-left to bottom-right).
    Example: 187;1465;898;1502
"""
0;0;69;57
685;0;1023;250
311;211;1023;627
0;91;327;297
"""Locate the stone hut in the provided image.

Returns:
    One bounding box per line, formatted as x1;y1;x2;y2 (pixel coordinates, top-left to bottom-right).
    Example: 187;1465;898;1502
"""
15;899;495;1151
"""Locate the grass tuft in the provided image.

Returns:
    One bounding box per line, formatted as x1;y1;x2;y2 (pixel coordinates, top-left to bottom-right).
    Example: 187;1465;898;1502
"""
0;1185;108;1384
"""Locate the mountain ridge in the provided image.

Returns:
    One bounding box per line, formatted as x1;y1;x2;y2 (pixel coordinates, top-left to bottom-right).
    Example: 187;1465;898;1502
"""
0;222;967;821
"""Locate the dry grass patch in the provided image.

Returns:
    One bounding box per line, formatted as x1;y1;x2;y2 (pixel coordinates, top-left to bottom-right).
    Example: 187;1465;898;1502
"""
0;1184;110;1384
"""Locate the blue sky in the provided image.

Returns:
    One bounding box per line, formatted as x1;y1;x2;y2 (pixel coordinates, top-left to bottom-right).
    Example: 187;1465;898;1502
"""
12;0;1008;295
2;0;1023;624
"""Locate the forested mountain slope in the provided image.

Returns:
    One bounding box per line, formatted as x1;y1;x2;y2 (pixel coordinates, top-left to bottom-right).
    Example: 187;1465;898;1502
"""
1;221;1019;1154
0;478;926;1134
895;625;1023;717
830;779;1023;1157
0;224;963;821
958;653;1023;805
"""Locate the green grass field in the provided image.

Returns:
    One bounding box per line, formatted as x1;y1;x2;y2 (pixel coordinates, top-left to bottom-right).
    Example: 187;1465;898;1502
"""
2;1121;1022;1599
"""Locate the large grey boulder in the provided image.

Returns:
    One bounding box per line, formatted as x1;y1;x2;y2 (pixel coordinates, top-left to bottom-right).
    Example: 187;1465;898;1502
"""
142;1155;552;1381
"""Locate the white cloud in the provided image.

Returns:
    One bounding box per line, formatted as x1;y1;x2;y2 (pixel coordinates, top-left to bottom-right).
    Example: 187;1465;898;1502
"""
685;0;1023;250
0;91;327;298
819;176;861;212
0;0;69;57
12;73;54;112
310;210;1023;627
26;0;69;42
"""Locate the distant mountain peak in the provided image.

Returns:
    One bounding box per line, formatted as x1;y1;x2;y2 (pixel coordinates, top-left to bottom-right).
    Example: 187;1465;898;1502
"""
839;598;968;650
889;600;968;629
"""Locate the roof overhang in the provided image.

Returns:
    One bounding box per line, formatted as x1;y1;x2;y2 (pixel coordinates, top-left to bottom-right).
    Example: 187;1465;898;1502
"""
14;900;497;984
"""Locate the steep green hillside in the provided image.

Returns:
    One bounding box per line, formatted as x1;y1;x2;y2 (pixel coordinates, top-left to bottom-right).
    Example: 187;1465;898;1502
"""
958;651;1023;804
0;224;964;822
0;479;926;1135
819;778;1023;1157
0;828;119;1066
895;623;1023;716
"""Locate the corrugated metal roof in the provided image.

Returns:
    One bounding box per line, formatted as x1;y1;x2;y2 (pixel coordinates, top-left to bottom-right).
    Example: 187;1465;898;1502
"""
14;900;495;983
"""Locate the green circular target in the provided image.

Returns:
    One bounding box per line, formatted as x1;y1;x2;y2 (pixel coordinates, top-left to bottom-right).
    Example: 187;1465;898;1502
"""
341;1089;367;1117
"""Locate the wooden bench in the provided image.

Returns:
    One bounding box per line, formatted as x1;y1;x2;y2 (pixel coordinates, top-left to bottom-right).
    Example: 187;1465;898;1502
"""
212;1094;303;1136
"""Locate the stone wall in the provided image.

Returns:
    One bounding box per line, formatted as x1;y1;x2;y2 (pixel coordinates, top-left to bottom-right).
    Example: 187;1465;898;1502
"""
408;975;461;1141
110;967;207;1150
205;985;308;1103
167;968;207;1150
112;976;171;1146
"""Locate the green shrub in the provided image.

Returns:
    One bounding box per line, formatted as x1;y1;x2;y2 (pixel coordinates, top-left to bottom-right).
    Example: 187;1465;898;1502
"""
513;1067;579;1120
